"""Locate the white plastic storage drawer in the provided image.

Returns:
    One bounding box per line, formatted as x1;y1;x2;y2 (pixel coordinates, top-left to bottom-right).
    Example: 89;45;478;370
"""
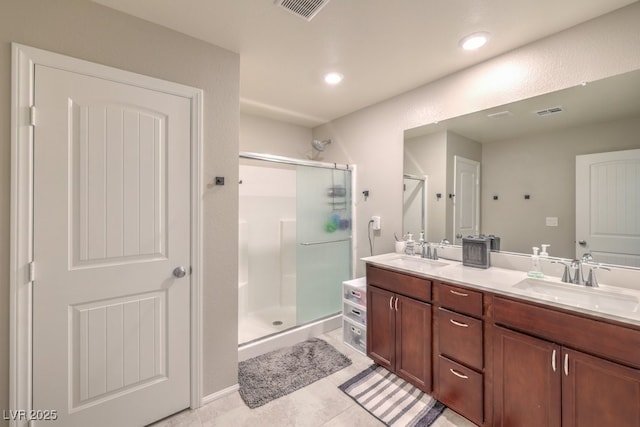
343;318;366;355
343;277;367;307
343;300;366;326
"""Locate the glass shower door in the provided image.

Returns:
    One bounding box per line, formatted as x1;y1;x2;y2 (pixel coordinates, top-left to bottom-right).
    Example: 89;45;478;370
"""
296;166;352;325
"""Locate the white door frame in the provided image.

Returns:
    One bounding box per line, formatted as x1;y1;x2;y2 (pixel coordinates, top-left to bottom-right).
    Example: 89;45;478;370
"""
9;43;204;425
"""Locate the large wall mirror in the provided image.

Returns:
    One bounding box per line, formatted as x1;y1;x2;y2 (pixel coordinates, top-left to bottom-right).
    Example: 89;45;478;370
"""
403;69;640;269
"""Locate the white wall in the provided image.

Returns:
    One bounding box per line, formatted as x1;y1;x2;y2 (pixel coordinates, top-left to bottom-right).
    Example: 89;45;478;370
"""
313;3;640;277
0;0;239;416
240;112;313;157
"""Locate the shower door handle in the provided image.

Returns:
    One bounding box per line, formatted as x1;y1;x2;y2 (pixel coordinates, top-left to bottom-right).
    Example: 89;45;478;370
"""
300;238;351;246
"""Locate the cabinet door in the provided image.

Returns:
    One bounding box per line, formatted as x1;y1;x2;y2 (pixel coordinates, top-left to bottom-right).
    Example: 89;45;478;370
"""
367;285;395;370
493;326;561;427
396;295;432;392
562;348;640;427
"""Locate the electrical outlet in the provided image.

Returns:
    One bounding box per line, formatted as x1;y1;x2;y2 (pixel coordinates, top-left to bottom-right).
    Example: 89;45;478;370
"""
371;216;381;230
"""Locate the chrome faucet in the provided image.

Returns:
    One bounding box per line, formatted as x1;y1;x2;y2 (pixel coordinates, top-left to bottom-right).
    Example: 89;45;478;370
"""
552;260;573;283
585;264;611;287
554;253;607;287
419;241;439;260
420;241;431;259
570;259;584;285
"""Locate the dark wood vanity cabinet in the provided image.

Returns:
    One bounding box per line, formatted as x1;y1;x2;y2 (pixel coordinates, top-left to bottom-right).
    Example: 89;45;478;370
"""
365;263;640;427
366;265;432;392
433;282;486;426
492;296;640;427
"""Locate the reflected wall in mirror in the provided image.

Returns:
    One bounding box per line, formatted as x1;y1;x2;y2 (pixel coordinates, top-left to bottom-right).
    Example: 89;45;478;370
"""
403;69;640;268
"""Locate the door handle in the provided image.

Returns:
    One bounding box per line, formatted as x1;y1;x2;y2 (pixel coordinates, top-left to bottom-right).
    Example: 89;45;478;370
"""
389;296;394;310
552;349;556;372
578;240;587;247
394;297;398;311
173;266;187;278
564;353;569;376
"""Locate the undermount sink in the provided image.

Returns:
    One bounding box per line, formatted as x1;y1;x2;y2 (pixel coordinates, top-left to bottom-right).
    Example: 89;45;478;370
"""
383;255;449;273
513;278;639;313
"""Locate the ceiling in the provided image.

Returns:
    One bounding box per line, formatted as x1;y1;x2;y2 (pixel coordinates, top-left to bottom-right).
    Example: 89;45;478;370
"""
91;0;637;127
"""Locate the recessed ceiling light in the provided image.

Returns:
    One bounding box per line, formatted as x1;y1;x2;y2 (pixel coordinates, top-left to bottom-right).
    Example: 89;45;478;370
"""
324;72;344;85
460;32;490;50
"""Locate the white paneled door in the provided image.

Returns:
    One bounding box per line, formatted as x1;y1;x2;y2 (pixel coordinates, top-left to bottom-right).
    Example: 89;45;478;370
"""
32;64;191;426
453;156;480;243
576;149;640;267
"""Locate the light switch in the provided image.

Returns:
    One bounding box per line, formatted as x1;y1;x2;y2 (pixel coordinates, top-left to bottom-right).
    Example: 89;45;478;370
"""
546;217;558;227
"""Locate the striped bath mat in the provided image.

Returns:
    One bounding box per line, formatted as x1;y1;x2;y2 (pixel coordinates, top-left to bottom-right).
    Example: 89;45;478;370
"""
339;365;445;426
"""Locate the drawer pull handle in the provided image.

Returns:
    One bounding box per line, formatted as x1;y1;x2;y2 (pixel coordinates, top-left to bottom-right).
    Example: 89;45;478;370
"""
350;326;361;335
552;349;556;372
351;308;361;317
351;290;361;299
449;368;469;379
564;353;569;376
449;319;469;328
449;289;469;297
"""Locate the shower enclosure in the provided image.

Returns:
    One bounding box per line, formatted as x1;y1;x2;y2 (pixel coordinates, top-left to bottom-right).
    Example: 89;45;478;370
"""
238;152;354;348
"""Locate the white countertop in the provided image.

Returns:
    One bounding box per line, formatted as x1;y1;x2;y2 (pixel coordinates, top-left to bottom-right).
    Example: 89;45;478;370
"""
362;252;640;327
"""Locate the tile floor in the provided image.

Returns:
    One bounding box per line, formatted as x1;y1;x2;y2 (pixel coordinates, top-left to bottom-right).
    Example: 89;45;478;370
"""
150;328;477;427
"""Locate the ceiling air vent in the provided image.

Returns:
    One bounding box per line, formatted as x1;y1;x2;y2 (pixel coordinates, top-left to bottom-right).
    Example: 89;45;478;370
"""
535;106;565;117
274;0;330;21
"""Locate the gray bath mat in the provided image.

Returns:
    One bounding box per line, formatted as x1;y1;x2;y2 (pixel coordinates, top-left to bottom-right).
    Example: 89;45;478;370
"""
238;337;352;408
339;364;446;426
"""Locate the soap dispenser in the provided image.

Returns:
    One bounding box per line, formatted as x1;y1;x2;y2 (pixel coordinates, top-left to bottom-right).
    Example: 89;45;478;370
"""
540;244;550;257
527;247;544;278
405;233;415;255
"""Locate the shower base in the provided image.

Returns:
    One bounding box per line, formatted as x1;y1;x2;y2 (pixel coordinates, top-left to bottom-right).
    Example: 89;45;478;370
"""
238;305;297;344
238;313;342;362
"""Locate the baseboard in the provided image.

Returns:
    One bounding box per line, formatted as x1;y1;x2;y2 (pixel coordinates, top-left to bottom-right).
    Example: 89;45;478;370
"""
200;383;240;406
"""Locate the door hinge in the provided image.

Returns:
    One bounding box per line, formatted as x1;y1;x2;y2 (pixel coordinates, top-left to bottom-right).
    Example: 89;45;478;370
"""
29;106;36;126
28;261;35;282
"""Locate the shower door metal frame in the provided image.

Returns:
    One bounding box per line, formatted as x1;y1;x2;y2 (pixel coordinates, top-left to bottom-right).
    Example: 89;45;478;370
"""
239;151;356;278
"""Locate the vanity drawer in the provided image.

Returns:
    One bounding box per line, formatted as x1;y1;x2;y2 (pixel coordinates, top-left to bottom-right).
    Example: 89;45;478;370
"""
437;308;483;370
436;282;483;318
438;355;483;426
366;265;431;302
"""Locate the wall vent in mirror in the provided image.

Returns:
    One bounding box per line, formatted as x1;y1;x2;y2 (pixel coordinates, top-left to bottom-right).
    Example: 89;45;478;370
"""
535;106;565;116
